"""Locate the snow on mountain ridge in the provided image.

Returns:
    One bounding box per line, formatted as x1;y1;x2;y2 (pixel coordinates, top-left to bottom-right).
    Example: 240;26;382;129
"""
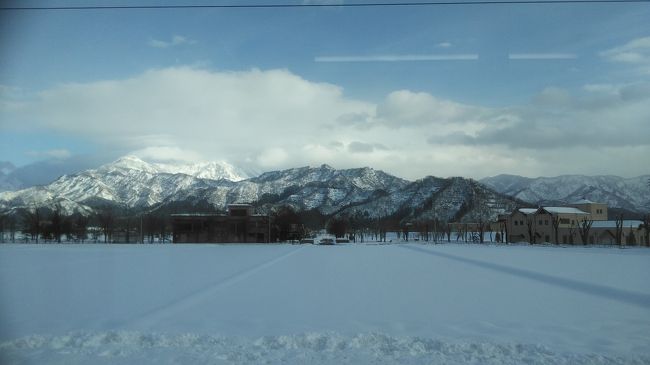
0;156;239;214
481;174;650;212
100;155;249;181
2;157;644;222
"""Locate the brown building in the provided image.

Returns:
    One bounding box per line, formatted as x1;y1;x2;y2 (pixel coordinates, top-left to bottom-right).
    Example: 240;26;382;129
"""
172;204;270;243
505;201;646;245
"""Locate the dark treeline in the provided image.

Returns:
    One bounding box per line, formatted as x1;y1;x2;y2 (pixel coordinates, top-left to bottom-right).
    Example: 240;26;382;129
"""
0;204;174;244
265;205;464;244
5;202;644;244
0;202;462;244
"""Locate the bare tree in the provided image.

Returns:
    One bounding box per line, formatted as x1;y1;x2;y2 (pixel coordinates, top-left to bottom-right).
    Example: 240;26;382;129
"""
97;207;115;243
499;218;508;244
567;222;576;244
606;214;624;246
8;215;16;243
24;207;42;243
551;215;560;245
158;215;169;243
74;215;89;243
444;221;452;243
577;219;594;245
0;213;5;243
626;225;637;245
122;210;133;243
422;222;429;242
402;223;411;241
89;225;101;243
526;216;536;244
477;218;487;244
642;214;650;247
50;204;63;243
455;223;464;242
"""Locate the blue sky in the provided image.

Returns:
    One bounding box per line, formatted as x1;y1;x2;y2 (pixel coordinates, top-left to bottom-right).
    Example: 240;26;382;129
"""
1;0;650;179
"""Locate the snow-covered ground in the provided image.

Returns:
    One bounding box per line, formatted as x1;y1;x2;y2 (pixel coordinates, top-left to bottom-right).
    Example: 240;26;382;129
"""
1;243;649;364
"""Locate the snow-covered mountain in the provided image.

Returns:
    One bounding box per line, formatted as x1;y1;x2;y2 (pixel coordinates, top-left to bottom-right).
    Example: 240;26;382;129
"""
151;164;411;215
3;154;646;223
0;156;248;215
0;157;522;222
150;166;521;222
106;155;250;182
481;174;650;212
336;176;521;222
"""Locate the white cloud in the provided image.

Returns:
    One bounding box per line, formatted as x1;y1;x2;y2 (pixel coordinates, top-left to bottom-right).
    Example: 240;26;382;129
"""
601;36;650;64
375;90;493;130
10;66;373;170
440;82;650;150
436;42;452;48
257;147;289;168
314;54;478;62
148;35;196;48
26;149;71;160
532;87;571;106
508;53;577;60
3;66;649;179
131;146;204;163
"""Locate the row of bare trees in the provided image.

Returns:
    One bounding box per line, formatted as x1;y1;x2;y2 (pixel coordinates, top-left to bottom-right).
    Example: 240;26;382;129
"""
0;205;171;244
523;213;646;246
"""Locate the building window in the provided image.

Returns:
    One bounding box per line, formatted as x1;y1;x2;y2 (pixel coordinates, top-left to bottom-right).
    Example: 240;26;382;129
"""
520;220;524;225
545;220;549;225
514;221;518;226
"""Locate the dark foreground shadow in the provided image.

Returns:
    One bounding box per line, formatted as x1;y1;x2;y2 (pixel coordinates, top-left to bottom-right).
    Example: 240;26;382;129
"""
402;245;650;310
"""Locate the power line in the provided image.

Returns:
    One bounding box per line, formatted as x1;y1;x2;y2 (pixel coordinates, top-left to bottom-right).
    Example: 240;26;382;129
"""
2;0;650;11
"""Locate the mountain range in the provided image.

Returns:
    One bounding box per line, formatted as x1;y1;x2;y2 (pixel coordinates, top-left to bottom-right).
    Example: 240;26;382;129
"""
0;156;523;222
480;174;650;213
0;156;648;223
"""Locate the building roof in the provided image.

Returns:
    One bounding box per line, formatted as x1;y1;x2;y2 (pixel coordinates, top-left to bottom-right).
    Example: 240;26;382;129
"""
591;220;643;229
539;207;590;215
517;208;537;215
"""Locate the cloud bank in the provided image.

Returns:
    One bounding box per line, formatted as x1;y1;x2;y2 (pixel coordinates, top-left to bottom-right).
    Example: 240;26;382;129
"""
1;65;648;179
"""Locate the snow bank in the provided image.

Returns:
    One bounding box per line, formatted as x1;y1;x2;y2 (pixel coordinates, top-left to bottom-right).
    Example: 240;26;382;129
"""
2;331;647;365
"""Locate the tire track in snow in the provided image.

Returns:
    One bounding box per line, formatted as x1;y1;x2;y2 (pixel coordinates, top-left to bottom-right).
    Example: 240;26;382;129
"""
401;244;650;309
122;246;305;329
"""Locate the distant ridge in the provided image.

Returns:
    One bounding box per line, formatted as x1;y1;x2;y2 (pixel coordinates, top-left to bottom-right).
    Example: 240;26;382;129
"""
481;174;650;213
0;156;523;223
1;157;647;222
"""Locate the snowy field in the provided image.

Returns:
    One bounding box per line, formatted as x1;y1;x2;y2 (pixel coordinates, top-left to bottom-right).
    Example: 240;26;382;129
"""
1;243;649;364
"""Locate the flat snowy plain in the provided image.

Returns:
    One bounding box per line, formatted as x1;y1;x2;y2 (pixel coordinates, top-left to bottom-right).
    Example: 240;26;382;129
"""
1;243;649;364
